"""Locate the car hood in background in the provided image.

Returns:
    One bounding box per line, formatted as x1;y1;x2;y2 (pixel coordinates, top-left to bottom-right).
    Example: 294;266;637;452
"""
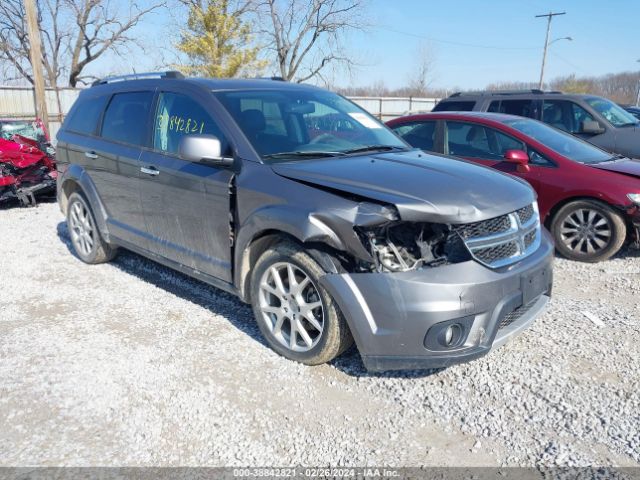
591;158;640;178
271;150;535;223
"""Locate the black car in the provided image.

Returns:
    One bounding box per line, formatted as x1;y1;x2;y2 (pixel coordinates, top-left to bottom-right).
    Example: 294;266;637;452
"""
56;72;553;371
434;90;640;159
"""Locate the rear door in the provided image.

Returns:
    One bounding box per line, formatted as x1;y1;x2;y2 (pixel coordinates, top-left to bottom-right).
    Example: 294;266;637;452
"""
93;90;154;246
138;88;234;281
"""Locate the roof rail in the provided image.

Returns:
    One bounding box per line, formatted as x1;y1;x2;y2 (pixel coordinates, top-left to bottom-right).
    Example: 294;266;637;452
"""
255;76;287;81
449;89;563;98
92;70;184;87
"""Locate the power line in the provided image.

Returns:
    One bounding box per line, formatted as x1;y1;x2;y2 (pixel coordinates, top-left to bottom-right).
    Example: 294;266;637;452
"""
379;26;540;51
549;52;588;75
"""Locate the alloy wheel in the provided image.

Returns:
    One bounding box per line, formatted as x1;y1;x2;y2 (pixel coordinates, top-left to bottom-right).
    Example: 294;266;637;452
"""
258;262;325;352
69;199;95;257
559;208;612;255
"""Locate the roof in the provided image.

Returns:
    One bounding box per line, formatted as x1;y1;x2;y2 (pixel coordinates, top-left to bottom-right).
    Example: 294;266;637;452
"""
389;111;530;124
443;90;598;100
89;71;324;92
186;77;324;92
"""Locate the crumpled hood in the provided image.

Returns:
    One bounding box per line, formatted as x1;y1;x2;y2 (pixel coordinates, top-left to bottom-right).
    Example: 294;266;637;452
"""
591;158;640;178
271;150;535;223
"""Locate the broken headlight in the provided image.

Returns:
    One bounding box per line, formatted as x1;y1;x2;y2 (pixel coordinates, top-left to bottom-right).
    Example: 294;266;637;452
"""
361;222;471;273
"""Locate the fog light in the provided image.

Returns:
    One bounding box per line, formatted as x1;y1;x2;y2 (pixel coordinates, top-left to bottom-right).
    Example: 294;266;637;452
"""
444;324;462;347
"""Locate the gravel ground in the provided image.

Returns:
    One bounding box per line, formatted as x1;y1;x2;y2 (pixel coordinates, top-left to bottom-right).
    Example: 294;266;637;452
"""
1;201;639;468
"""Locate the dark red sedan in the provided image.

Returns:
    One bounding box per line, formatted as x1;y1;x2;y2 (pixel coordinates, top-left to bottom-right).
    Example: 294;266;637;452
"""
387;112;640;262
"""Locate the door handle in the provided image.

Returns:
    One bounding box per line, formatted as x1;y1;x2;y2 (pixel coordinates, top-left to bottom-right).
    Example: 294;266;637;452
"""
84;151;97;159
140;166;160;176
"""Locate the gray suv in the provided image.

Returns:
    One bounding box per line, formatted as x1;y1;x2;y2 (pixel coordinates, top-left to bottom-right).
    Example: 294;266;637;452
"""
56;72;554;371
434;90;640;158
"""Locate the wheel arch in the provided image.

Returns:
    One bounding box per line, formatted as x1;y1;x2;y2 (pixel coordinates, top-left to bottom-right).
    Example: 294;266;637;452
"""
59;165;111;242
544;195;625;230
236;229;349;303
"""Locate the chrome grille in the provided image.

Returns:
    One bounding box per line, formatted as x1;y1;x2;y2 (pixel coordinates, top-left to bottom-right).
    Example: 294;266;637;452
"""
456;202;541;268
516;204;534;224
456;216;510;239
474;241;519;264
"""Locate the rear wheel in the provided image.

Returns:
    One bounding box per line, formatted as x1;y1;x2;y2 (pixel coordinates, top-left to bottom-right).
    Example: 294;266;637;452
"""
67;192;118;264
551;199;626;262
250;241;353;365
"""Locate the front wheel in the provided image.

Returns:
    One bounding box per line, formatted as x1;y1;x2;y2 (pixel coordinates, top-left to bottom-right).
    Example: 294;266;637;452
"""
551;199;626;262
250;241;353;365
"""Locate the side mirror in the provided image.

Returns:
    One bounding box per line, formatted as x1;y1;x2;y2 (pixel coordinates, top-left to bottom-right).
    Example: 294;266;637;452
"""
178;135;233;167
504;149;530;173
504;149;529;164
581;120;605;135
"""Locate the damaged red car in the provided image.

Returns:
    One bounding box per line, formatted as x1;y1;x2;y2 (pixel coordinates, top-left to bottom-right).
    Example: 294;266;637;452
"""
0;119;57;206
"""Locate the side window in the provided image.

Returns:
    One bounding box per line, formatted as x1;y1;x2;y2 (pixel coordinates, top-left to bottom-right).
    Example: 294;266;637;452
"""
446;122;525;160
154;92;226;154
65;95;108;135
446;121;496;159
570;102;596;133
542;100;595;133
491;129;525;156
432;101;475;112
542;100;570;132
499;100;535;118
528;149;555;167
101;91;153;146
392;121;437;151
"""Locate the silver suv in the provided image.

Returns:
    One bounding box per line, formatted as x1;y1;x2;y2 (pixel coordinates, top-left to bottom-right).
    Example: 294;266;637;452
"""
434;89;640;159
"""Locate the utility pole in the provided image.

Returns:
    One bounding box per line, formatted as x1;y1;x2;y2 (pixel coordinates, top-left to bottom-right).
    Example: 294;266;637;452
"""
24;0;49;135
636;59;640;107
536;11;566;90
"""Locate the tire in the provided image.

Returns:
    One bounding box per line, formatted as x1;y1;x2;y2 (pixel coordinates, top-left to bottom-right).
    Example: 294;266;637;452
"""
250;241;353;365
66;192;118;264
550;199;626;262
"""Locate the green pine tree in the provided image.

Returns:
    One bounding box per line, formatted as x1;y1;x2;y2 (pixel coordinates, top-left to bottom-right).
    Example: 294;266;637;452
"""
177;0;265;78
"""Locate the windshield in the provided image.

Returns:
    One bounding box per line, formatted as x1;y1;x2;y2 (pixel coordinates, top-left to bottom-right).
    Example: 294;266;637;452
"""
585;97;639;127
0;120;47;144
214;89;408;161
504;118;613;164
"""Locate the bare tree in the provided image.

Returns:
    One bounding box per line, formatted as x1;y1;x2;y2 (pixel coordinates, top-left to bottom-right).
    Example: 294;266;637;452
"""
406;42;436;96
255;0;366;83
0;0;165;87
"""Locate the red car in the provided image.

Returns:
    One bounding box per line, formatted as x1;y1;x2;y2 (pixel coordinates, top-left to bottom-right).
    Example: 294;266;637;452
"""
0;118;56;206
387;112;640;262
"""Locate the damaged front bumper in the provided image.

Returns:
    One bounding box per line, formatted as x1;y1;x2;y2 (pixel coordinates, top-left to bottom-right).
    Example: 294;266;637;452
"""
320;229;554;372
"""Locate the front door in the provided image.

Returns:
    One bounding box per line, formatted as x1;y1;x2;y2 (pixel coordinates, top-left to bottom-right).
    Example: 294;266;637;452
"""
444;120;541;191
138;90;234;282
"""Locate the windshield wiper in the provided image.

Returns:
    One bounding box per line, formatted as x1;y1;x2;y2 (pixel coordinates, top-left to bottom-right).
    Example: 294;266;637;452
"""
341;145;408;155
263;150;345;159
618;122;639;127
596;154;626;163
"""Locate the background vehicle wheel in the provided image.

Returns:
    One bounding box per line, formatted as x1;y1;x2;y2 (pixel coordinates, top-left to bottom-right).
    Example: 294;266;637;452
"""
250;241;353;365
66;192;118;264
551;199;626;262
